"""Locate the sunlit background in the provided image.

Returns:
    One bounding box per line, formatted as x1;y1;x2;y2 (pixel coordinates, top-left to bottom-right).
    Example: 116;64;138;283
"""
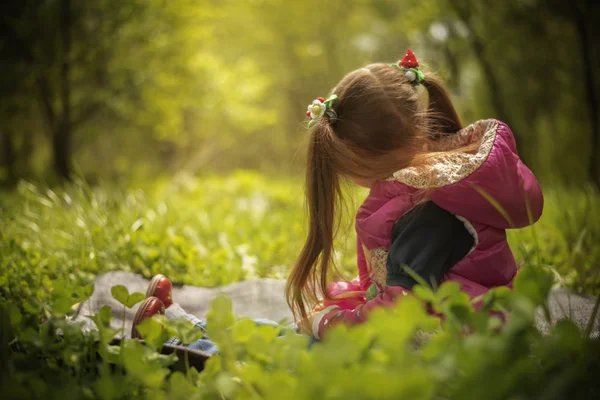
0;0;598;295
1;3;600;397
1;0;598;186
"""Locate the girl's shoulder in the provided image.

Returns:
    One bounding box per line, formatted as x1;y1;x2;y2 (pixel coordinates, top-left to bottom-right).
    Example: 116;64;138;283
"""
388;118;518;189
385;119;542;229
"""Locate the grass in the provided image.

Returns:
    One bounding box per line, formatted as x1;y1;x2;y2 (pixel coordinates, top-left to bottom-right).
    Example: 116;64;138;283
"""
0;171;598;299
507;186;600;294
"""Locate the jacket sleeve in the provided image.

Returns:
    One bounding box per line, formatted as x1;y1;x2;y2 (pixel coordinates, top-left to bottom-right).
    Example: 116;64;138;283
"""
499;121;544;228
313;202;474;339
386;201;475;288
509;158;544;228
312;285;411;339
430;122;544;229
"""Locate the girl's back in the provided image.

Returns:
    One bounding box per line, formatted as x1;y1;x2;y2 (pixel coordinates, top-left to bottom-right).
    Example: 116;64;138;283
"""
357;119;543;301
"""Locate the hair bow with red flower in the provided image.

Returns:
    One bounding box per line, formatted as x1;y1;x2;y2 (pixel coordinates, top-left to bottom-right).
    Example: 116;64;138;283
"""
391;49;425;84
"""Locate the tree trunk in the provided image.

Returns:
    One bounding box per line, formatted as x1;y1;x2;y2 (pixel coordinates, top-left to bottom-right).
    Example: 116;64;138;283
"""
56;0;72;180
18;130;33;177
52;124;72;180
1;130;16;185
442;40;460;93
573;1;599;187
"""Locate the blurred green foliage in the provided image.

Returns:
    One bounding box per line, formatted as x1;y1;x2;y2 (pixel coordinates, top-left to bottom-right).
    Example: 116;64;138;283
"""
0;0;598;185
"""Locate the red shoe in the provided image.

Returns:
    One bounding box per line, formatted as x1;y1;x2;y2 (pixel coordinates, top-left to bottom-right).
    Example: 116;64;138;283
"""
131;297;165;339
146;274;173;308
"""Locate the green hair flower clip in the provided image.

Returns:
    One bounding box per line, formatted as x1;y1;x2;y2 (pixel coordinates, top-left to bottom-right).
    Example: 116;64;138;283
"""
306;94;338;128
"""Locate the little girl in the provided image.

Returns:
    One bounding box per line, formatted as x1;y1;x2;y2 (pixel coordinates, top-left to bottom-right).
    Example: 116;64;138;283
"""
287;49;543;339
131;50;543;348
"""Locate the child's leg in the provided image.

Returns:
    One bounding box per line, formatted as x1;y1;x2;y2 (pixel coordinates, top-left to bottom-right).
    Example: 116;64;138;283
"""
163;304;303;353
324;277;366;310
165;303;281;333
146;276;314;352
164;303;207;332
162;303;217;353
162;304;278;349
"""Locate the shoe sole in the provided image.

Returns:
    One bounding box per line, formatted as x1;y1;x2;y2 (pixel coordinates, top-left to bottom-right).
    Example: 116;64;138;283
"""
146;274;166;298
131;297;156;339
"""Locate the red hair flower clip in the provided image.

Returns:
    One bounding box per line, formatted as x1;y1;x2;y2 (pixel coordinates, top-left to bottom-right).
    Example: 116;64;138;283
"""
391;49;425;84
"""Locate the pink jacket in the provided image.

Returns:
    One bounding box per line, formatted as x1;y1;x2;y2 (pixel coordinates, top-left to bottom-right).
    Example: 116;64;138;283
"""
313;119;544;339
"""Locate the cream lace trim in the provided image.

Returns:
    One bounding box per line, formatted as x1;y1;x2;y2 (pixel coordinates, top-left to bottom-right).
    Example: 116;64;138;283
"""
362;245;388;286
390;119;498;188
454;215;479;254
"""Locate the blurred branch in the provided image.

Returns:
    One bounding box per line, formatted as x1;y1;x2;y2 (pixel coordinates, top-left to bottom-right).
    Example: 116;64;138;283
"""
446;0;522;152
0;17;35;63
60;0;72;130
36;77;57;133
53;0;73;179
1;130;16;185
0;14;57;133
446;0;505;119
441;23;460;92
572;0;599;186
71;102;102;131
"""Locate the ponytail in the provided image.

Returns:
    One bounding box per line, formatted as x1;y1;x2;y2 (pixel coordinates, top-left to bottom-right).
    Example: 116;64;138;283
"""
286;120;341;321
422;72;462;136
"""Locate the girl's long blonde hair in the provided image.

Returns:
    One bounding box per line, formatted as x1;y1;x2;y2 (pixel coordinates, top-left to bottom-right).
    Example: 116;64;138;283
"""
286;63;464;321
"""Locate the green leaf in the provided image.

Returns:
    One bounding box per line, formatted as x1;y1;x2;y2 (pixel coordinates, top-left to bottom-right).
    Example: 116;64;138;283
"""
136;315;172;349
448;304;473;325
111;285;130;307
487;314;504;332
7;303;22;326
413;285;436;303
94;374;128;400
167;317;204;344
122;340;170;388
168;372;201;399
436;281;461;302
96;305;113;327
126;292;146;308
246;334;271;360
89;306;118;347
215;372;239;398
551;320;583;352
206;295;235;330
232;319;256;343
514;266;554;306
481;286;512;312
49;278;82;315
105;345;122;364
76;283;95;303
